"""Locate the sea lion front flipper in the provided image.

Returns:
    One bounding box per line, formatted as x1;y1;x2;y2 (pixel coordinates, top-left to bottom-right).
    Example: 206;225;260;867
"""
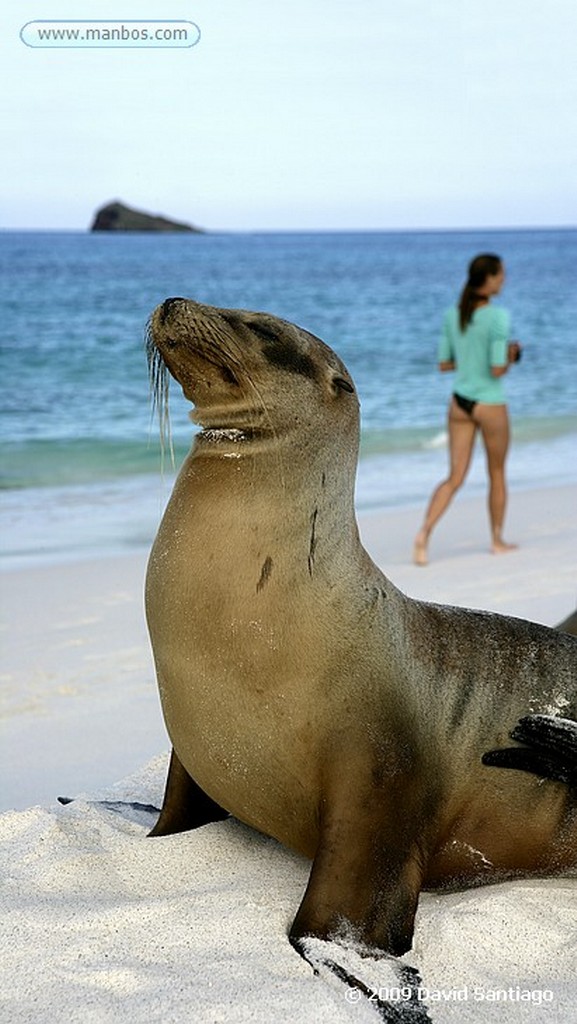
149;748;229;836
289;794;430;1022
290;840;421;958
293;936;433;1024
289;783;425;957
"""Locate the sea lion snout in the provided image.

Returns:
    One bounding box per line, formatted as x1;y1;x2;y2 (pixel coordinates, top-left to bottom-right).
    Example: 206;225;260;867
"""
159;296;188;324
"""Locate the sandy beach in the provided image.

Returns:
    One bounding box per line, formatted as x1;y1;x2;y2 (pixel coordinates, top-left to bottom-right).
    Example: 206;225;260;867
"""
1;483;576;1023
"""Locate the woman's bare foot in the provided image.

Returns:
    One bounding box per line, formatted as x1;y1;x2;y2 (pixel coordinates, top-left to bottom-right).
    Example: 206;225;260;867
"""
413;531;429;566
491;539;518;555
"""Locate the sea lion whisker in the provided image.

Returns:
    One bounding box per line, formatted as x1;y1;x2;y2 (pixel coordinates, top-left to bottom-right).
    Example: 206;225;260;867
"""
145;324;175;469
199;321;247;372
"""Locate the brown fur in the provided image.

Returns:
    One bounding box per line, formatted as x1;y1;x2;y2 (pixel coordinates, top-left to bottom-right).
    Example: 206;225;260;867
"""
146;298;577;956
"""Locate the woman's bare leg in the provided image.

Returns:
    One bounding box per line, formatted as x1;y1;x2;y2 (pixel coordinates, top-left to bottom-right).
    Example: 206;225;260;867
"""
475;403;517;553
413;399;477;565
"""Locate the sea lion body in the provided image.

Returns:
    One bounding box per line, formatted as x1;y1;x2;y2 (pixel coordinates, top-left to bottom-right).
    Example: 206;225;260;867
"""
145;298;577;955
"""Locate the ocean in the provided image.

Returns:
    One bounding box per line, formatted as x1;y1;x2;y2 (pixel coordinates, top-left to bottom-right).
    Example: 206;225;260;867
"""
1;228;576;566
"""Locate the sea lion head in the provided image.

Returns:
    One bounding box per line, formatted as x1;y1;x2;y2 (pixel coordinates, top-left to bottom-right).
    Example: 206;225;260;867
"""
146;297;359;461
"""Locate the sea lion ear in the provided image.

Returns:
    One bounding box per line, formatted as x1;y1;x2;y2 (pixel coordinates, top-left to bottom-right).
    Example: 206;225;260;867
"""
333;377;355;394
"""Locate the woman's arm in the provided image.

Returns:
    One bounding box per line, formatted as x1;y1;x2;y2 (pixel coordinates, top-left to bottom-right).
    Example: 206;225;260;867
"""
438;360;455;372
491;341;522;378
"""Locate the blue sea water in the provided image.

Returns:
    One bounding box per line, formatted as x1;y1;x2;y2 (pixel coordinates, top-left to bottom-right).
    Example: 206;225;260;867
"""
1;229;576;565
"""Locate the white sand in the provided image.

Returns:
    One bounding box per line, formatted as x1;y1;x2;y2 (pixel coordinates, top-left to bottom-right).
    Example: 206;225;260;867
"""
1;484;576;1023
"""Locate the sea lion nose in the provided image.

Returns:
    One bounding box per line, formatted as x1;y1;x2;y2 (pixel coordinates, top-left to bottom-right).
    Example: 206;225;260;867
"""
160;297;187;323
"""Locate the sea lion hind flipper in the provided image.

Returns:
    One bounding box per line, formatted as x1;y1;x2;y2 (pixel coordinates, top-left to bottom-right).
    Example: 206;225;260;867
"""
511;715;577;760
482;715;577;786
481;748;574;785
149;748;229;836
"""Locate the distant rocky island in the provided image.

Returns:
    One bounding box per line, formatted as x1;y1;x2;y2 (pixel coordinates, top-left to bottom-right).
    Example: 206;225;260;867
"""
90;201;203;233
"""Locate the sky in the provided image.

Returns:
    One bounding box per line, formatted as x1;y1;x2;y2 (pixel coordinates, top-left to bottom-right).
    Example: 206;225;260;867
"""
2;0;577;231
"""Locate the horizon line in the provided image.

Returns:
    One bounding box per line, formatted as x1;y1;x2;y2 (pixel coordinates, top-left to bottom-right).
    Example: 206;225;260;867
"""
1;224;576;236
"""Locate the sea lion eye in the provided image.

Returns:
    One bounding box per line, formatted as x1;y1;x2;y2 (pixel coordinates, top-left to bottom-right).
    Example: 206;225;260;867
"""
165;337;179;349
249;321;279;343
333;377;354;394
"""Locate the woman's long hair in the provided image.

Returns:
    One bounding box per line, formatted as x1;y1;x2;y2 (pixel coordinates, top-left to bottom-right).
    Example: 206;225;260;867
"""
458;253;502;330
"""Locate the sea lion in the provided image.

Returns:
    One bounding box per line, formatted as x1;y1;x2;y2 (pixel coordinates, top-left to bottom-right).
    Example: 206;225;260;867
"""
145;298;577;966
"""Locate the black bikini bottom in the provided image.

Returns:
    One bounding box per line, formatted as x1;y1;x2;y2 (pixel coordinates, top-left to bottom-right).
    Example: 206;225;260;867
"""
453;392;477;416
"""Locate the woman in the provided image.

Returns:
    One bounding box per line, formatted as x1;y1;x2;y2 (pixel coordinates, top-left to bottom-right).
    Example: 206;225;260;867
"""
413;253;522;566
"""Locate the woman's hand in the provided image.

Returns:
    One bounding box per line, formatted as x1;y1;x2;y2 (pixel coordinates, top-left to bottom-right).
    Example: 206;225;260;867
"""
508;341;522;364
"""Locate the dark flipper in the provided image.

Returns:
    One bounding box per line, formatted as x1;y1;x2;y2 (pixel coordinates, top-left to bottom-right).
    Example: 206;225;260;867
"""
291;936;433;1023
149;747;229;836
57;749;228;834
482;715;577;786
58;797;160;815
481;748;574;785
510;715;577;760
57;799;160;828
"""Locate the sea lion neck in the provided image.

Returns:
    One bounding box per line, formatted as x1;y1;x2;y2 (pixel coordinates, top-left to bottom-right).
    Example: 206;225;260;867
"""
161;420;363;592
190;414;358;467
186;428;358;532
